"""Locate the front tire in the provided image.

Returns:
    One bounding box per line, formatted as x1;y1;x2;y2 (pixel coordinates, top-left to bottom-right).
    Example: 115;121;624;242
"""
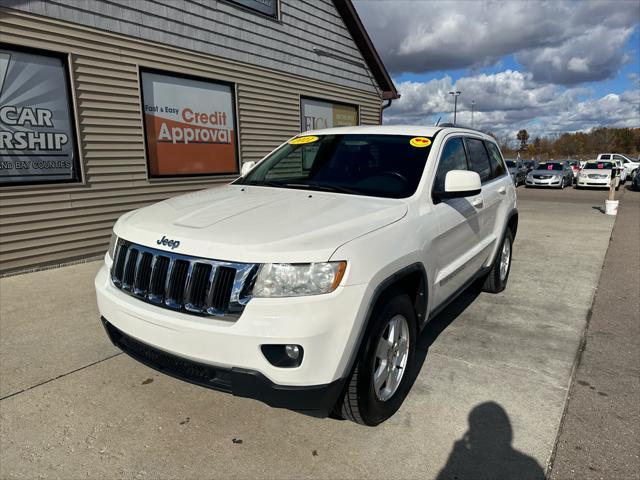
482;229;513;293
336;293;417;426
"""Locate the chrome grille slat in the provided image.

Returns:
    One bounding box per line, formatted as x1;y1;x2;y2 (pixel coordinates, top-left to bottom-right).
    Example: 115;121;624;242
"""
110;240;256;320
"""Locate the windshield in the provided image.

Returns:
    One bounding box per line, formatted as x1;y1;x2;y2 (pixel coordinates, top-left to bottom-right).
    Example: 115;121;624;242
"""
505;160;516;168
235;134;433;199
536;163;563;171
584;162;614;170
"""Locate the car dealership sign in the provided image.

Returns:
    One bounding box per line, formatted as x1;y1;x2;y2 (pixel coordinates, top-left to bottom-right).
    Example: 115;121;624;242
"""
0;47;78;185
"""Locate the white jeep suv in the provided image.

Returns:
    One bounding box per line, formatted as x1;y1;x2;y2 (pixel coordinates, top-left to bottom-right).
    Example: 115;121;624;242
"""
95;126;518;425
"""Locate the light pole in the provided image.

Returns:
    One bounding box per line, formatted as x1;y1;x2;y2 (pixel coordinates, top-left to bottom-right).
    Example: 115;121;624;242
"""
471;100;476;128
449;91;461;124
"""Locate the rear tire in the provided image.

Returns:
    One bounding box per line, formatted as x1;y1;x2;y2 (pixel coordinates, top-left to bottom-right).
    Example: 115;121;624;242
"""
336;293;417;426
482;229;513;294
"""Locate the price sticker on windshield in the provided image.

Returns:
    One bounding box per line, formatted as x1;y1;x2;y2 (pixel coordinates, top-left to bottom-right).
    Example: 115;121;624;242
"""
409;137;432;148
289;135;319;145
547;165;553;170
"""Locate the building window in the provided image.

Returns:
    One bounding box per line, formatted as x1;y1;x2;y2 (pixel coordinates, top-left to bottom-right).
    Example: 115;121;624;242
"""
140;69;239;178
300;97;359;132
0;45;80;186
225;0;279;19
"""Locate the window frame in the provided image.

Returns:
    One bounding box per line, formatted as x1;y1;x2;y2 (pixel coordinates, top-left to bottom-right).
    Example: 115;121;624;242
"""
222;0;281;20
484;140;508;180
431;135;470;203
0;43;82;188
138;67;240;180
463;136;494;184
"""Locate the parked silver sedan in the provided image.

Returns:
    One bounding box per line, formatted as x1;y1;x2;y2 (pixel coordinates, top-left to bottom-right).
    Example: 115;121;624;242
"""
525;162;573;188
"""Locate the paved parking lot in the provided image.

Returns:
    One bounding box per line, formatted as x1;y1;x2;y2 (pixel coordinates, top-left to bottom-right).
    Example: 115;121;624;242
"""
0;186;620;479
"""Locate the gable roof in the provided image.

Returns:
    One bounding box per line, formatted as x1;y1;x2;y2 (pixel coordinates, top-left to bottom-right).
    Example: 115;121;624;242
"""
332;0;400;100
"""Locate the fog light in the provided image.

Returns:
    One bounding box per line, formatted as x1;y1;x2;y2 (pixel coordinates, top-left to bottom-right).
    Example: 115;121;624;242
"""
285;344;300;360
261;344;304;367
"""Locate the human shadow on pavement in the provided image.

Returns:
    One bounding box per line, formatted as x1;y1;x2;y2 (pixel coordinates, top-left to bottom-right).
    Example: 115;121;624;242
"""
435;402;545;480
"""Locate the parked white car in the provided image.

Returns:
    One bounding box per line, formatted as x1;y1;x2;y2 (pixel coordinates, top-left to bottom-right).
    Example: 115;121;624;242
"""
575;160;620;189
95;125;518;425
597;154;639;180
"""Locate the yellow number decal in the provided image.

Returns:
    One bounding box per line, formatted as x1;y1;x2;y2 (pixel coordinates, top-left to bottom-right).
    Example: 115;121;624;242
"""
289;135;319;145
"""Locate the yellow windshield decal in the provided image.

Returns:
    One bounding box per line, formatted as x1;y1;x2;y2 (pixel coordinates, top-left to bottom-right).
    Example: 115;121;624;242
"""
289;135;319;145
410;137;432;148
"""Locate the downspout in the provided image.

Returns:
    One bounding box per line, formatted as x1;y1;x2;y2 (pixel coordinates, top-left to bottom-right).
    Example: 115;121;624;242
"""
380;98;393;123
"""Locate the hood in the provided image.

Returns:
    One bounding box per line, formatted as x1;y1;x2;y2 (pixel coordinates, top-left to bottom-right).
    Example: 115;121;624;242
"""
114;185;408;263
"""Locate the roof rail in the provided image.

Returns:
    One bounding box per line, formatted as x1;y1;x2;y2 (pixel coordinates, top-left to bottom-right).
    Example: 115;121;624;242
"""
437;123;487;134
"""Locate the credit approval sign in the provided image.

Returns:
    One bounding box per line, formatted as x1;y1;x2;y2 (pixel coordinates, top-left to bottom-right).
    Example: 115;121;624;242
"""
141;70;238;177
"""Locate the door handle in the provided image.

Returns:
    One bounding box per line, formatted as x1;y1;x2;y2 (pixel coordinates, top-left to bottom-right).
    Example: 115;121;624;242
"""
498;186;507;194
471;196;483;208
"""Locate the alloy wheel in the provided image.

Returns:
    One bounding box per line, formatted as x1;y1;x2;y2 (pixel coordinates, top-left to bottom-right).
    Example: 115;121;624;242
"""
373;314;410;401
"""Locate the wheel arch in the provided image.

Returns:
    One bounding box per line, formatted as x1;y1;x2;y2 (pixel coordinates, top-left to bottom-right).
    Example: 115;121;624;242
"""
341;263;428;379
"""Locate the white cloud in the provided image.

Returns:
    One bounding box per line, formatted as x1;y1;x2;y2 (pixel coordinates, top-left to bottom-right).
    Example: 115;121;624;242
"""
383;70;640;138
354;0;639;85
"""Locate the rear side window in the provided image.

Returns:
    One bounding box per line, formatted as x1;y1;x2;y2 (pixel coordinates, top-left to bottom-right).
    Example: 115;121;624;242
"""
465;137;492;183
485;142;507;177
600;154;611;160
433;137;468;193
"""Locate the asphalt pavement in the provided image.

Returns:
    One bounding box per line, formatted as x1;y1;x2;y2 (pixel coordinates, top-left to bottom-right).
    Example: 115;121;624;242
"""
0;185;624;479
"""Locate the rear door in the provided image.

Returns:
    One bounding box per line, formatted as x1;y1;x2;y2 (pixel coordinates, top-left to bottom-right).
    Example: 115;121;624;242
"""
465;137;507;269
430;136;484;307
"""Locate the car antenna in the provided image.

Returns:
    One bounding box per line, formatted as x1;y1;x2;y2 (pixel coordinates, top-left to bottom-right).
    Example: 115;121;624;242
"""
435;116;441;126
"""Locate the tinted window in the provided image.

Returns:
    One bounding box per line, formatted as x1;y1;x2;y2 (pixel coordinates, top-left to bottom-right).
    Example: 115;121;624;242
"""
433;138;468;192
599;154;611;160
613;155;628;163
485;142;507;177
465;138;492;182
236;134;432;199
537;163;563;170
585;162;614;170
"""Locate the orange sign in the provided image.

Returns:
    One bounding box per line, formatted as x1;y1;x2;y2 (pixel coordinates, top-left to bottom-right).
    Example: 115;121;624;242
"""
141;71;237;177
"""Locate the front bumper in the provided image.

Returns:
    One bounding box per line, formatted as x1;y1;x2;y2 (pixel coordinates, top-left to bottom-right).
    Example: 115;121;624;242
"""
95;264;369;414
576;177;613;188
525;177;562;186
101;318;346;417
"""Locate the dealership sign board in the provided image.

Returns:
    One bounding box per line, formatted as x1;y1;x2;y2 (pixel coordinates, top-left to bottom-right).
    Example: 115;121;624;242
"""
141;71;238;177
300;97;358;132
0;47;79;185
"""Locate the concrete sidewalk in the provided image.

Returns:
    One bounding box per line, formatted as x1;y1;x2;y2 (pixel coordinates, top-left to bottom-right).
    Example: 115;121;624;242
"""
0;188;618;479
550;187;640;479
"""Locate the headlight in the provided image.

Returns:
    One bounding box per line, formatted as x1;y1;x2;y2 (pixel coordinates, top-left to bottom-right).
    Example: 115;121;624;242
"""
552;175;559;180
107;232;118;260
253;262;347;297
526;173;533;179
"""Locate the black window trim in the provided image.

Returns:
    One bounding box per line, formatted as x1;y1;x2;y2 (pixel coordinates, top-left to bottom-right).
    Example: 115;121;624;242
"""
463;136;494;185
0;43;82;188
430;134;470;203
138;66;240;180
484;139;509;181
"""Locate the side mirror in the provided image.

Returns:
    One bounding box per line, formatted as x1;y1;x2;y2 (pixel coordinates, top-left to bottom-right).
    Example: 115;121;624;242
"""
240;161;256;176
437;170;482;199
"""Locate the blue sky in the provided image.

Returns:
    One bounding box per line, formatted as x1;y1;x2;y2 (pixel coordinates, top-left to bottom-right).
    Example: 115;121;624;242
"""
354;0;640;139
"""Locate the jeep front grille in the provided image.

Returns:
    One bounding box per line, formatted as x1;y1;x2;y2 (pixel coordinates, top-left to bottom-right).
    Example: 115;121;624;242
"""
111;239;258;319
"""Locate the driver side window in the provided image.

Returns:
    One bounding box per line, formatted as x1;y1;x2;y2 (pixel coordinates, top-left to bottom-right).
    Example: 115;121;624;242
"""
433;137;468;193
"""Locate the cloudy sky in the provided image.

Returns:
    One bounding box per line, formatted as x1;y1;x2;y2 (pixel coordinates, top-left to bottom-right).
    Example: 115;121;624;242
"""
353;0;640;142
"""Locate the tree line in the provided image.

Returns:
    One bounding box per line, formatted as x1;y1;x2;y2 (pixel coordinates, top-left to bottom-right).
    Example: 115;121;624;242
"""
486;127;640;161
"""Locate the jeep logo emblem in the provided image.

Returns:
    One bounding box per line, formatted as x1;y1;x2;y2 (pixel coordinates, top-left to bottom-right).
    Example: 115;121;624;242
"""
157;235;180;250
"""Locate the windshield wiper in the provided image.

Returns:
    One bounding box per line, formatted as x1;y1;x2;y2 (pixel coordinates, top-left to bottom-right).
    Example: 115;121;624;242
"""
280;182;360;195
